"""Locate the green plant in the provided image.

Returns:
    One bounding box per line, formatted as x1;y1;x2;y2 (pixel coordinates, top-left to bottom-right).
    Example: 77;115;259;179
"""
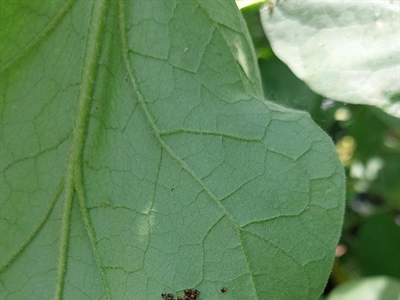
0;1;346;299
239;1;400;299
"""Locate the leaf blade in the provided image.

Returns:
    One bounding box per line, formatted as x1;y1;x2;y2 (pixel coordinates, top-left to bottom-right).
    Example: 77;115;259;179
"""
0;0;345;299
260;0;400;117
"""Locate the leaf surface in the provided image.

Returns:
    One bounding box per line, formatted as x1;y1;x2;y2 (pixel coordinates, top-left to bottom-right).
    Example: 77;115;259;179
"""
0;0;344;299
260;0;400;118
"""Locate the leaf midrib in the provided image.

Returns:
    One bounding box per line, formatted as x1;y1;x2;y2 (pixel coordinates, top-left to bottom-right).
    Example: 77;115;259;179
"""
56;0;109;298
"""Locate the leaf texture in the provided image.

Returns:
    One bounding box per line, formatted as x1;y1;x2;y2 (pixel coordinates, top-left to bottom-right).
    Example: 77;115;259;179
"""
0;0;345;299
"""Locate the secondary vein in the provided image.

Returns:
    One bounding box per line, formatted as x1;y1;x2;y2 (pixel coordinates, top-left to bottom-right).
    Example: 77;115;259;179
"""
0;0;76;75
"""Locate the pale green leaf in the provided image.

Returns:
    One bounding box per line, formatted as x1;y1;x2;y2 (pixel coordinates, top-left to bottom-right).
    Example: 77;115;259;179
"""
260;0;400;118
0;0;345;299
327;276;400;300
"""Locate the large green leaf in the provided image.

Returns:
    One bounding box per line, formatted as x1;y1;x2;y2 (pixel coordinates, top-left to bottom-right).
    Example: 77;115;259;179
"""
0;0;345;299
260;1;400;118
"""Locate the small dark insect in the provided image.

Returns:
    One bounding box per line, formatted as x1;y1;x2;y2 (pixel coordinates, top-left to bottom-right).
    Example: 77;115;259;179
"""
183;288;200;299
161;293;175;300
177;297;183;300
124;76;128;83
221;287;227;293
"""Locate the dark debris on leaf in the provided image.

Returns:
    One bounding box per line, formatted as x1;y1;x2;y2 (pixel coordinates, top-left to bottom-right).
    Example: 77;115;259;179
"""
183;288;200;299
161;293;175;300
161;288;201;300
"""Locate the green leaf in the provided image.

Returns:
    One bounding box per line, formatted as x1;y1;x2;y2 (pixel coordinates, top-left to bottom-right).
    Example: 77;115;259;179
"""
0;0;345;299
327;276;400;300
237;1;273;58
235;0;264;10
260;1;400;118
356;213;400;279
258;55;340;131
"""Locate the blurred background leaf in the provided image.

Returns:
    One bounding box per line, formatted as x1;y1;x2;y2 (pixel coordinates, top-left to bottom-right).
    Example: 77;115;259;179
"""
259;0;400;118
326;276;400;300
355;213;400;279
